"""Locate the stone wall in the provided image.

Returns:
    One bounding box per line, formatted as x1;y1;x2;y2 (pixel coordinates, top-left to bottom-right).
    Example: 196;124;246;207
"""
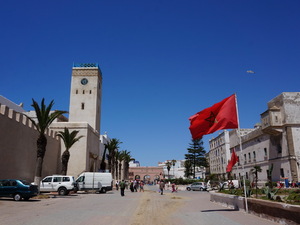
210;192;300;225
0;104;61;181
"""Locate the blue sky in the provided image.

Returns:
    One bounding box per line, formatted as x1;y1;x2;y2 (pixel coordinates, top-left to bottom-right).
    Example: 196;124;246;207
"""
1;0;300;166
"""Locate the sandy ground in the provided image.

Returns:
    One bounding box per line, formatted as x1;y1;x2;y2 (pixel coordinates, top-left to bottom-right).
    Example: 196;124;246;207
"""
130;189;185;225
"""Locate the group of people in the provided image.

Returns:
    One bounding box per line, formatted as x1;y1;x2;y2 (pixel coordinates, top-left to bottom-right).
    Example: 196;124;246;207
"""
116;179;178;196
158;181;177;195
115;180;145;196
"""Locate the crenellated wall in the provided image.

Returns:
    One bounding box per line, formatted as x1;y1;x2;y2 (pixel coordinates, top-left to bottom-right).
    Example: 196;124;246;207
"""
0;104;61;182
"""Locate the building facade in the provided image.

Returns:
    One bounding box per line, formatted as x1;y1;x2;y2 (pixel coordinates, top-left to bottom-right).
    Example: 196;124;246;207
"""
208;92;300;184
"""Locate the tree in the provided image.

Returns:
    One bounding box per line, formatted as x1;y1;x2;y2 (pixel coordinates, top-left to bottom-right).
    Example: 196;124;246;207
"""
114;150;121;181
171;159;177;177
184;160;193;178
100;145;108;172
250;165;262;198
267;164;274;188
165;161;172;179
28;98;67;185
56;127;84;175
185;139;206;179
106;138;122;179
122;150;134;180
118;151;125;181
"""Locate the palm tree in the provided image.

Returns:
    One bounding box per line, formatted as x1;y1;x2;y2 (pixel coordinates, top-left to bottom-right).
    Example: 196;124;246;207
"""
100;145;108;172
171;159;177;178
106;138;122;179
118;152;125;181
165;161;172;179
28;98;67;185
114;150;121;181
122;150;134;180
250;165;262;198
56;127;84;175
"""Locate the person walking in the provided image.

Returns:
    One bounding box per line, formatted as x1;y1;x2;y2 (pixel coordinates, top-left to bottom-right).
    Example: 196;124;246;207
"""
139;181;144;192
171;183;177;193
115;180;119;190
120;180;126;197
159;180;165;195
130;181;134;192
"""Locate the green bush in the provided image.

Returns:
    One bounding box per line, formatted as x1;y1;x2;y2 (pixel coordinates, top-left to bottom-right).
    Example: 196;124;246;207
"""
163;178;204;185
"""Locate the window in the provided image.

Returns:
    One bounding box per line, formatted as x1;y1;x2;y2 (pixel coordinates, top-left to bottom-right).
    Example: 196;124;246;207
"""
63;177;70;182
81;103;85;110
248;153;251;162
83;90;85;94
264;148;267;156
277;145;282;154
253;151;256;161
280;168;284;178
53;177;62;182
89;90;92;94
77;176;85;182
76;90;78;94
43;177;52;182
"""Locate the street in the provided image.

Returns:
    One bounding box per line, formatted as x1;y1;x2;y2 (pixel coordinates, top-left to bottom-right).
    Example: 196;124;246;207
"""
0;185;279;225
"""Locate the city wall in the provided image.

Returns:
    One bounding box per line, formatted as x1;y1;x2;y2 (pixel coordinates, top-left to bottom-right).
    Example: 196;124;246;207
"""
0;104;61;181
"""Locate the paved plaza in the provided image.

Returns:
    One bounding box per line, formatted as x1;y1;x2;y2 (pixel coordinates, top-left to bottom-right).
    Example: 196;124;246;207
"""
0;185;279;225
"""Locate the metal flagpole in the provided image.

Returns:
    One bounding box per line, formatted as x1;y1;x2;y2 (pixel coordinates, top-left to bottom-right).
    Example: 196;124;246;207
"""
234;93;249;213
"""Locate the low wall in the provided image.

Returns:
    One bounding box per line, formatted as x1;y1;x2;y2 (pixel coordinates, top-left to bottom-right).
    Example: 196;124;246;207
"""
210;192;300;225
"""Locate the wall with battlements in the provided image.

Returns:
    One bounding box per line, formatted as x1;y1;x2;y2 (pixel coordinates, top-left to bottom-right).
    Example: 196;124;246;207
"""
0;104;61;181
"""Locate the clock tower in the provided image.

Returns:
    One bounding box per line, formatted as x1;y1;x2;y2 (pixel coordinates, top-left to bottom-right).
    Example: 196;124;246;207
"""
69;63;102;132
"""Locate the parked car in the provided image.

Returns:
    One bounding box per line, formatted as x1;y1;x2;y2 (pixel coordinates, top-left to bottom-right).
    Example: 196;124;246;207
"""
0;179;38;201
75;172;113;193
39;175;76;195
186;182;207;191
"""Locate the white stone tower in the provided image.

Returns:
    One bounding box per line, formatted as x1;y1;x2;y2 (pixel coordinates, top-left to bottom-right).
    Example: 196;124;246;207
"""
69;63;102;132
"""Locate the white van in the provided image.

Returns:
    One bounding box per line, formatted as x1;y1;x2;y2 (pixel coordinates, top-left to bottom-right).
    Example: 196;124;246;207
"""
75;172;113;193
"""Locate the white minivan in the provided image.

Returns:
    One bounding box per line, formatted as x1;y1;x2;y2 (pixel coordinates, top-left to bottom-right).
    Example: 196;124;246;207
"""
75;172;113;193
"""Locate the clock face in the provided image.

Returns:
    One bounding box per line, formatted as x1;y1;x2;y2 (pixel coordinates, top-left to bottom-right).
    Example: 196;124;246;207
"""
81;78;88;85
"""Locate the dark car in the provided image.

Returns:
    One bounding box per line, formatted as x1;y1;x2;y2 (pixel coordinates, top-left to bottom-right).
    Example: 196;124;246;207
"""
0;179;38;201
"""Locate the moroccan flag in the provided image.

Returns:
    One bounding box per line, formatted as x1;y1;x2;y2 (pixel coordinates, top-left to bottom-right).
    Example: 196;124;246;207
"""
189;94;238;140
226;149;238;172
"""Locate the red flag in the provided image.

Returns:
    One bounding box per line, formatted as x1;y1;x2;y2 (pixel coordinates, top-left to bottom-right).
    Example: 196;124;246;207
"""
226;149;238;172
189;94;238;140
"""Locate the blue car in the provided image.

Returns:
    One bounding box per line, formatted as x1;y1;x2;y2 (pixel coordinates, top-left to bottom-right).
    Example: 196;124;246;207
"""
0;179;38;201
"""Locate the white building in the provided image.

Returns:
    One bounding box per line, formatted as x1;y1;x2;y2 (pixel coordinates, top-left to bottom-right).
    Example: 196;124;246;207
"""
159;160;205;179
208;92;300;184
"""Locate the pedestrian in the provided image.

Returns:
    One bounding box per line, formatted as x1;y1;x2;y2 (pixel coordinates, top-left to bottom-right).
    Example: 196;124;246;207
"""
171;183;177;193
139;181;144;192
115;180;119;190
159;180;165;195
120;180;125;196
134;180;139;192
130;181;134;192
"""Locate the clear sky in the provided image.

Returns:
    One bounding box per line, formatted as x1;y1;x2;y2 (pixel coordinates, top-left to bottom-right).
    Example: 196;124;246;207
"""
1;0;300;166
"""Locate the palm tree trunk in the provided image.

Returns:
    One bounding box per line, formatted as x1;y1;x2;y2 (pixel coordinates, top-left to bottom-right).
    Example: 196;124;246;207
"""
115;161;119;181
100;147;107;172
61;149;70;175
119;162;122;180
34;134;47;185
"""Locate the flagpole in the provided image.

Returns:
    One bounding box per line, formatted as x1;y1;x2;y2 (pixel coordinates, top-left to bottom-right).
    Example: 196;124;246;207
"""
234;93;249;213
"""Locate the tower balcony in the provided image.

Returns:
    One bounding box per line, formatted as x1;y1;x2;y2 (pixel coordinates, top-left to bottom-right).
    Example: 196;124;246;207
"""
260;108;283;136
